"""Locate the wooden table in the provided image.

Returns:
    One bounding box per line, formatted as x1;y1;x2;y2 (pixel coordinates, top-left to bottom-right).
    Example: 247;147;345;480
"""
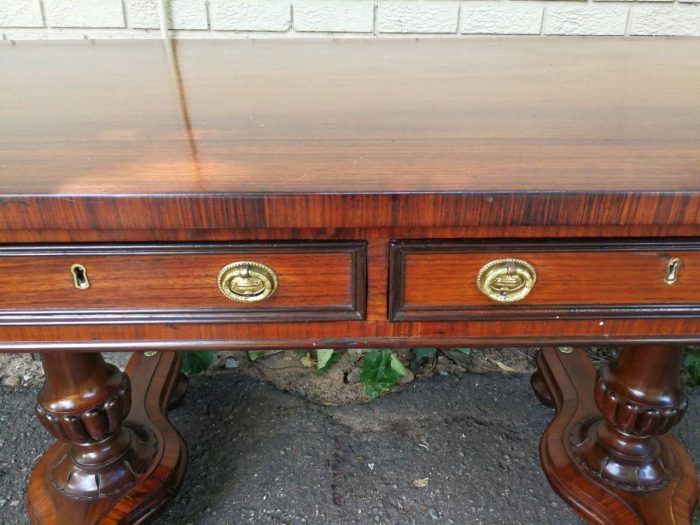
1;38;698;524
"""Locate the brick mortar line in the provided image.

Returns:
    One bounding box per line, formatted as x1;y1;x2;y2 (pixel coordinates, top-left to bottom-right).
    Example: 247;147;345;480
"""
539;0;547;36
39;0;47;28
373;2;378;36
120;0;129;30
205;0;211;31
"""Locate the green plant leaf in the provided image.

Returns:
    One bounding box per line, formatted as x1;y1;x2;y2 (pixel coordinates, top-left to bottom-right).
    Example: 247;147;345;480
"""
317;349;340;375
389;353;408;376
248;350;281;362
683;349;700;385
361;350;407;399
411;347;437;366
180;351;214;375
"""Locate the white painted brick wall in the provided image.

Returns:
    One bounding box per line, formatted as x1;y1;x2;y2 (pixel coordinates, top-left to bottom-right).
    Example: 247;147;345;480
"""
630;4;700;35
2;0;700;38
461;2;543;35
125;0;207;29
376;2;459;33
167;0;208;29
125;0;159;28
211;0;291;31
544;3;629;35
295;1;374;32
44;0;125;28
0;0;43;27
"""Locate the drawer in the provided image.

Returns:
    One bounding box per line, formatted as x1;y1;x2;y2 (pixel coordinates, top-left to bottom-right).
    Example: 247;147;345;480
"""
389;240;700;321
0;242;366;324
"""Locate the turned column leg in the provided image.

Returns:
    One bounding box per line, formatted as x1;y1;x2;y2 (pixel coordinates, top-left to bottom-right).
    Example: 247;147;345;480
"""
35;353;155;500
533;346;698;525
571;345;687;491
27;351;188;525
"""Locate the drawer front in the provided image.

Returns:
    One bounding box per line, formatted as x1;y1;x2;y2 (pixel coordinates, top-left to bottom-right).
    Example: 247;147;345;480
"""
390;240;700;321
0;242;366;324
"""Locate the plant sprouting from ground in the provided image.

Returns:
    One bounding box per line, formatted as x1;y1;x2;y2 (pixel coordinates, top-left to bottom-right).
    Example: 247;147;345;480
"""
360;349;408;399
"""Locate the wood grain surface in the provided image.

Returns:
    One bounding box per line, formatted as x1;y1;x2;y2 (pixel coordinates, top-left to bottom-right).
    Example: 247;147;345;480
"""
391;240;700;320
2;38;700;232
0;243;367;323
3;38;700;194
3;317;700;351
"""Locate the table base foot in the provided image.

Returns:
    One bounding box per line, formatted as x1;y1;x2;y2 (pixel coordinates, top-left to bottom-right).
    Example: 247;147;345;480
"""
534;347;698;525
27;351;188;525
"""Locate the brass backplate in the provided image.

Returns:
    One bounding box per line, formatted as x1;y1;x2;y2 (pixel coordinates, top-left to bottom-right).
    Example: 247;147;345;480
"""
217;261;278;303
477;258;537;303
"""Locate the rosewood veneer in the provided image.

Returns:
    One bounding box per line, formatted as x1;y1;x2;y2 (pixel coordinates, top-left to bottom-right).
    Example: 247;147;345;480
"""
1;37;698;524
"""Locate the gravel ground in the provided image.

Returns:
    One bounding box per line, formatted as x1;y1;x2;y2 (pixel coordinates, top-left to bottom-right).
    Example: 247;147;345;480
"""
0;371;698;525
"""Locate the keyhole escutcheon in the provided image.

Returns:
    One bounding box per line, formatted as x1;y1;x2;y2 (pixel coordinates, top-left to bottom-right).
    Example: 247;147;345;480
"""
71;264;90;290
665;257;683;285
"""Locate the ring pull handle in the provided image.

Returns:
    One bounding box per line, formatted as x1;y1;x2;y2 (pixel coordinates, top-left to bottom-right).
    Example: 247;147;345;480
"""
665;257;683;285
477;258;537;303
217;261;278;303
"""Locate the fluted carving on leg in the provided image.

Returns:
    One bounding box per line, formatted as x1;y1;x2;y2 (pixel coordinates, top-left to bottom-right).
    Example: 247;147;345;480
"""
36;353;155;500
36;372;130;443
570;345;687;492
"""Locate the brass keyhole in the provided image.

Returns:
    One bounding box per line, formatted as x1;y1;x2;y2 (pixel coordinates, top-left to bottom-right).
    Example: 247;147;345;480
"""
665;257;683;285
71;264;90;290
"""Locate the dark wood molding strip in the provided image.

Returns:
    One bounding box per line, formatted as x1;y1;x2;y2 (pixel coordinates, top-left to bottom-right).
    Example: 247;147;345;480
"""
390;238;700;253
4;334;700;353
0;241;366;257
392;304;700;322
0;307;364;325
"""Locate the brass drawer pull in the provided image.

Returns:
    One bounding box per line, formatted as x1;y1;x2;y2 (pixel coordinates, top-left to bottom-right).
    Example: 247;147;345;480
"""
477;258;537;303
217;261;278;303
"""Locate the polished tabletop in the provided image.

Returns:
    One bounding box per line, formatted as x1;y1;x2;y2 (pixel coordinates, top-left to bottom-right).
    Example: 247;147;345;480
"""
2;38;700;234
2;37;700;195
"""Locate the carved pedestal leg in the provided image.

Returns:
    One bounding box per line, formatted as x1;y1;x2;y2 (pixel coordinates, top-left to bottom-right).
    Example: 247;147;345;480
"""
27;351;188;525
35;353;155;500
572;346;688;492
533;347;698;525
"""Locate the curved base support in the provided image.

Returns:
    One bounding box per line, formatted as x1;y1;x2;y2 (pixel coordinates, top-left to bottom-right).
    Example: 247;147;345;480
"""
27;352;188;525
167;373;189;411
535;348;698;525
531;369;555;408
